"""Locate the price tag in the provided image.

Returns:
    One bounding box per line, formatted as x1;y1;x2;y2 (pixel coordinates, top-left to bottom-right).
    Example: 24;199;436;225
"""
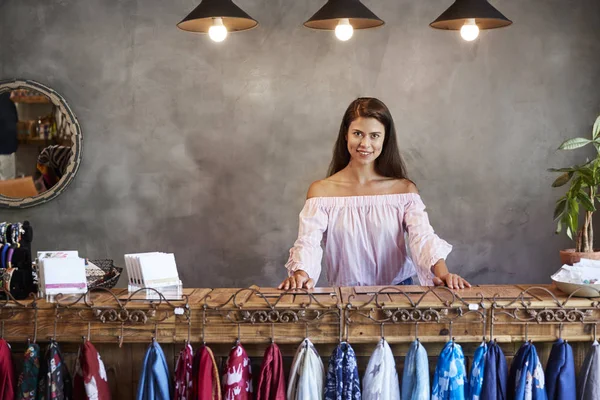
468;303;479;311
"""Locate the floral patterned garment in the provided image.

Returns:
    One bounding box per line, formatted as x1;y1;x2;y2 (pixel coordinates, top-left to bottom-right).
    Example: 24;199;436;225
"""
222;343;253;400
467;342;487;400
38;341;73;400
174;343;194;400
0;338;15;399
73;341;111;400
508;342;547;400
432;340;467;400
324;342;361;400
17;342;40;400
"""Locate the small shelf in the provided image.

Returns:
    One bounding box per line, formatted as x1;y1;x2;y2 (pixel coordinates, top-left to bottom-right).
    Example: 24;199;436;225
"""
10;95;51;104
17;135;70;147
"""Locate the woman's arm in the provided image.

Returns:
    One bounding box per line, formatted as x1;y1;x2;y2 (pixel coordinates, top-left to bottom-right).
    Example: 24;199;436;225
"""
431;259;471;289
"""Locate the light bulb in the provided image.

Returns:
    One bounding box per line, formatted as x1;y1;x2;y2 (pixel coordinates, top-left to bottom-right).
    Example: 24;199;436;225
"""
335;18;353;41
208;17;228;42
460;18;479;41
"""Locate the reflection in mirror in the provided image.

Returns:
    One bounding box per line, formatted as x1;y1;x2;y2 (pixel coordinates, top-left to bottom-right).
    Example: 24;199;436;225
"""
0;79;81;208
0;89;73;197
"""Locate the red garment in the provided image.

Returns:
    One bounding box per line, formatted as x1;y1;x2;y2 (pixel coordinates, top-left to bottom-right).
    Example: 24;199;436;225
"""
222;344;252;400
175;344;194;400
73;341;111;400
0;338;15;399
256;343;285;400
193;345;221;400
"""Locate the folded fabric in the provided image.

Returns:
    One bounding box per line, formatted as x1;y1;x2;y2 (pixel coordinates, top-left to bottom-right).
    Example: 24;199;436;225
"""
432;340;467;400
362;338;399;400
480;340;508;400
136;340;171;400
17;342;39;400
257;342;286;400
38;340;73;400
545;339;575;400
508;341;547;400
73;341;111;400
467;342;487;400
325;341;361;400
577;341;600;400
287;338;324;400
222;343;253;400
402;339;430;400
175;343;194;400
193;345;221;400
0;338;15;400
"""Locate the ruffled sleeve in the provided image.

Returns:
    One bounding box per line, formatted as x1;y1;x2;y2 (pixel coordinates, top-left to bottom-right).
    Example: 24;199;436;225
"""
285;199;328;282
403;195;452;286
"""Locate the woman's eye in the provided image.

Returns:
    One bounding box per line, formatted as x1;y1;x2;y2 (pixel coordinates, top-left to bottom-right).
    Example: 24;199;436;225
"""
371;134;380;139
353;131;362;136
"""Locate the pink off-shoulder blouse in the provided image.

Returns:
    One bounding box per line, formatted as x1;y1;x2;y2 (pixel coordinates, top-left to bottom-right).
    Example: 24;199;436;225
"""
285;193;452;286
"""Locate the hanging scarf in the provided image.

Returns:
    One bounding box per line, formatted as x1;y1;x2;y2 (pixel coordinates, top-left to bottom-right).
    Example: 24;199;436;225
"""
545;339;575;400
577;341;600;400
38;340;73;400
136;340;171;400
480;340;508;400
73;341;111;400
287;339;324;400
362;338;399;400
174;343;194;400
17;342;39;400
222;343;252;400
324;342;361;400
432;340;467;400
256;342;286;400
401;340;430;400
193;345;221;400
467;342;487;400
0;338;15;399
508;341;547;400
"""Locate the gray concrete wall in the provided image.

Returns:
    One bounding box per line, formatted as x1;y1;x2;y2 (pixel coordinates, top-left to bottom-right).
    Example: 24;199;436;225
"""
1;0;599;288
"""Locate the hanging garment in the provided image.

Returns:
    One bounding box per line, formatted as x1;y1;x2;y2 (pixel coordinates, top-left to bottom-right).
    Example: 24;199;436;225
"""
174;343;194;400
402;339;430;400
256;342;286;400
17;342;40;400
222;343;253;400
467;342;487;400
136;340;171;400
38;340;73;400
480;341;507;400
193;345;221;400
362;338;399;400
545;339;575;400
73;341;111;400
287;338;324;400
507;341;547;400
577;341;600;400
324;341;361;400
0;338;15;399
432;340;467;400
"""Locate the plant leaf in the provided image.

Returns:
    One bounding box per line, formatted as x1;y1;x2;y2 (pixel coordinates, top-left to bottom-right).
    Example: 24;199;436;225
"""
577;190;596;212
559;137;592;150
593;115;600;139
553;198;567;220
556;220;562;234
548;167;577;173
552;172;573;187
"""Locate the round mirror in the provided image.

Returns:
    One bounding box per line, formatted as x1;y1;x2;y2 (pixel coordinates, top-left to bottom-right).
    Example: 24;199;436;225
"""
0;79;82;208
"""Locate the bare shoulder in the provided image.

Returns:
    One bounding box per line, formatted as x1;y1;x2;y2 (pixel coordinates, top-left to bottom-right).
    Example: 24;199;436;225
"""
390;178;419;194
306;180;332;199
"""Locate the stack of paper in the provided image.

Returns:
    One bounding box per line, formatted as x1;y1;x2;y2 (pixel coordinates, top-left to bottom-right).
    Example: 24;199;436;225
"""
37;251;87;302
124;252;182;298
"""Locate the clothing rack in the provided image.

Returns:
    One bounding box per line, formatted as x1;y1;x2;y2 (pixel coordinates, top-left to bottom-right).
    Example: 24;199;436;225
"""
0;284;598;345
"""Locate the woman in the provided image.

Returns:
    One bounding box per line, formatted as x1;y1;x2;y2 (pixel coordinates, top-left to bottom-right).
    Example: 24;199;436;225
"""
279;98;470;290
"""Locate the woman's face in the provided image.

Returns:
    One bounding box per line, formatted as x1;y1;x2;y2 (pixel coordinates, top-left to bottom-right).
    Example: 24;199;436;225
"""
345;117;385;166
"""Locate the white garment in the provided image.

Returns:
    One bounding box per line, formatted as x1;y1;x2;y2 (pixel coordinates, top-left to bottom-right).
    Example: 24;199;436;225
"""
287;338;325;400
363;338;400;400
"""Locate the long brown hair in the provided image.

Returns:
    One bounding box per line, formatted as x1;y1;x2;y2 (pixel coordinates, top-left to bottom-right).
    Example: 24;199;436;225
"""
327;97;409;179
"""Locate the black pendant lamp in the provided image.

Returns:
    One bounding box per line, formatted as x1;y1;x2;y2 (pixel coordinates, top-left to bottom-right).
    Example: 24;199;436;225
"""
177;0;258;42
430;0;512;41
304;0;384;41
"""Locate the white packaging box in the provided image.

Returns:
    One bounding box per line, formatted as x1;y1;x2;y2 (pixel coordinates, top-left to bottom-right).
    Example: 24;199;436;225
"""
40;257;87;302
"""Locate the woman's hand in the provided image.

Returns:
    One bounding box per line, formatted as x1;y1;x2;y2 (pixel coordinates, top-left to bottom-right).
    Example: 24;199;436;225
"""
433;273;471;289
278;270;315;290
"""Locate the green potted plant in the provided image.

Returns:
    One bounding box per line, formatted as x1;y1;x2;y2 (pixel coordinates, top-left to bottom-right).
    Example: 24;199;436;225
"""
551;114;600;265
